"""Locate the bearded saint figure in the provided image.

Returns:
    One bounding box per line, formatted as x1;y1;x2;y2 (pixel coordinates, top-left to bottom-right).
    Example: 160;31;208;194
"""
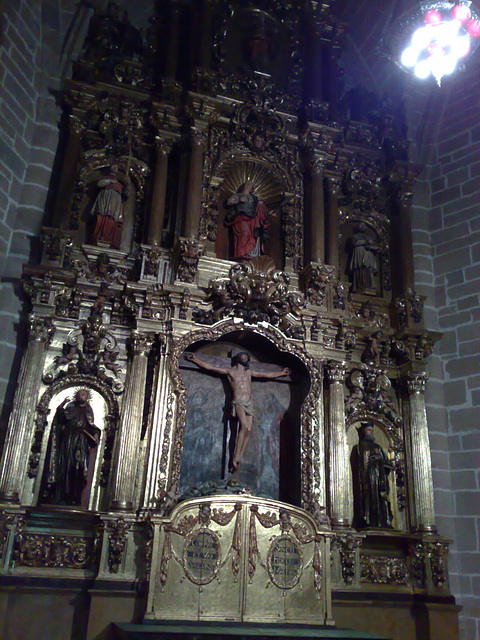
45;389;100;507
353;423;393;529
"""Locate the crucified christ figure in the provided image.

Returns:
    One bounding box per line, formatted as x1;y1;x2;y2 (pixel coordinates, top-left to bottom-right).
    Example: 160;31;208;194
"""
186;351;290;473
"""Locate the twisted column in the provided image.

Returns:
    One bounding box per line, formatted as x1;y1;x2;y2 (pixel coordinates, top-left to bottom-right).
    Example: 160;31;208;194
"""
183;130;206;239
407;373;436;532
0;316;54;502
148;139;173;246
327;362;350;526
110;332;154;511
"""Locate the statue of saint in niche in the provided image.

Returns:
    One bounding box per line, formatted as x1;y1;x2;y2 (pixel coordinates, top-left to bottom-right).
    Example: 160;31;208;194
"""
347;223;379;293
225;181;273;259
186;351;289;472
45;389;100;507
352;423;393;529
90;164;130;249
242;10;279;74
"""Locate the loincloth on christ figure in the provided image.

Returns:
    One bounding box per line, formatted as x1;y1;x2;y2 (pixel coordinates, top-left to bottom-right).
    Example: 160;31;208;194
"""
232;398;254;417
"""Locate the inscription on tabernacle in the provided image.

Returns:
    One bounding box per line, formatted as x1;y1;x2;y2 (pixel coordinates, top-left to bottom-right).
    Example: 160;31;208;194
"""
185;531;220;584
269;537;302;589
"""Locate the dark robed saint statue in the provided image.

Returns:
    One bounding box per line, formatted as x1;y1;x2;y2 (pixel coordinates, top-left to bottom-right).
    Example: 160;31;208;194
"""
352;423;393;529
45;389;100;507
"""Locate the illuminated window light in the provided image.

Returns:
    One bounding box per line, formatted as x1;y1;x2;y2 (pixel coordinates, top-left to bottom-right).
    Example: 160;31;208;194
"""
386;1;480;86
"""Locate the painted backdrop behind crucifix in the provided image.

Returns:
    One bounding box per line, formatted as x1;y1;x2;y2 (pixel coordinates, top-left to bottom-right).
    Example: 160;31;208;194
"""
178;341;296;500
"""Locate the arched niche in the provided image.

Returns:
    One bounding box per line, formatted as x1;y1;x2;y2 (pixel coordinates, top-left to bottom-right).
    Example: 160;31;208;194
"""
214;160;286;267
69;154;147;253
346;416;405;532
26;374;119;512
339;213;391;299
168;322;322;509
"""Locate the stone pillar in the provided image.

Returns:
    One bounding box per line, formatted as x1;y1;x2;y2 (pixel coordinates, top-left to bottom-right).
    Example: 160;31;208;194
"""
325;178;340;269
327;362;350;527
0;316;54;502
147;139;172;246
407;372;436;532
310;159;326;263
183;130;206;239
110;332;154;511
142;339;175;510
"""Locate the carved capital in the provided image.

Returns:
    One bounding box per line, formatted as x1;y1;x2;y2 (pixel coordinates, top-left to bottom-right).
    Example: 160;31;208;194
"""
155;137;174;155
130;332;154;357
28;315;55;344
191;129;207;147
327;361;346;383
312;156;326;177
326;177;342;196
69;114;86;136
407;372;429;395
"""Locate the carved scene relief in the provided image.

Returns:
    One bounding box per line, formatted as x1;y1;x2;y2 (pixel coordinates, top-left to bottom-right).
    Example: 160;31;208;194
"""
215;161;285;267
178;334;307;503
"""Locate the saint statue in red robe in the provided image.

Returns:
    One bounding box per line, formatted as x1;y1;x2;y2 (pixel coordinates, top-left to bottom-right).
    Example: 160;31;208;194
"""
91;164;130;249
225;181;271;259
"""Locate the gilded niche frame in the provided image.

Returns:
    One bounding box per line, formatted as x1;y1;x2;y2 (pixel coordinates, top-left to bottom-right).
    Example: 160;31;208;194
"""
161;320;324;511
200;110;304;271
27;373;120;510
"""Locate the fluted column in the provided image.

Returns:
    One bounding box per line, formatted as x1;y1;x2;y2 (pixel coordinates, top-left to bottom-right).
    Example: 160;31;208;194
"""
52;115;82;227
327;362;350;527
110;332;154;511
407;373;436;532
183;130;206;239
147;139;173;245
325;178;340;269
396;194;415;293
165;5;180;79
310;159;326;262
142;338;175;509
198;0;213;68
0;316;54;502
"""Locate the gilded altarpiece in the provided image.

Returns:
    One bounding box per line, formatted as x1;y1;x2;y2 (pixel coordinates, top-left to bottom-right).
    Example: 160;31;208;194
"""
0;1;460;639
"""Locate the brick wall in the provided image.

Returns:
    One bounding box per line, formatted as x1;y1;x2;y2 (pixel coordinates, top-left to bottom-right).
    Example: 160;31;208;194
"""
0;0;75;439
412;68;480;640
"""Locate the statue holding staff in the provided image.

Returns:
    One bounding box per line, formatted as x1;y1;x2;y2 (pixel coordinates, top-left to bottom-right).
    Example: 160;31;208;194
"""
46;389;100;507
